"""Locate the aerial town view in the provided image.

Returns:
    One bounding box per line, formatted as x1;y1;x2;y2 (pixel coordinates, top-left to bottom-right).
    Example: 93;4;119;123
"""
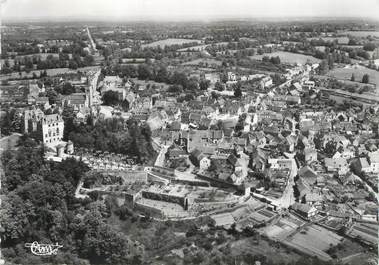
0;0;378;265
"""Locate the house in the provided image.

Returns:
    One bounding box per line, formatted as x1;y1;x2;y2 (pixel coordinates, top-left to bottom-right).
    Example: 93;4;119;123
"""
304;147;317;163
298;166;318;185
168;146;186;159
268;158;294;170
227;154;240;168
62;93;89;110
291;202;318;219
204;73;220;84
354;157;371;173
40;114;64;146
227;72;237;82
260;76;273;88
23;108;45;133
35;97;50;109
186;130;217;155
368;151;379;173
190;149;211;171
324;157;349;174
302;80;315;91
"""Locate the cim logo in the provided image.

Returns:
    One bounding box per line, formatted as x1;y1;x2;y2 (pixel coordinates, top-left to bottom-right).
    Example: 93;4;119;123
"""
25;242;63;256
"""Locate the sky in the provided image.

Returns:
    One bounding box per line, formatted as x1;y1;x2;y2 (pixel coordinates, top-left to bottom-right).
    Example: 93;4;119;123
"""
2;0;379;21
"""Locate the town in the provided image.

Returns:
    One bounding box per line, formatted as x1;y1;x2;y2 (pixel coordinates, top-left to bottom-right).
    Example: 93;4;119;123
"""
0;11;378;265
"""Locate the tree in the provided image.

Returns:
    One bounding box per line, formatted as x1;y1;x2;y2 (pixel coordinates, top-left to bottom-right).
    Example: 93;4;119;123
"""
362;74;369;84
168;84;183;93
61;82;76;95
270;56;281;65
186;78;199;91
46;89;58;104
137;64;153;80
324;141;337;157
83;54;94;66
102;91;120;106
199;79;210;90
350;73;355;82
215;81;224;91
363;42;376;51
68;60;78;70
234;86;242;98
155;66;169;82
293;184;300;201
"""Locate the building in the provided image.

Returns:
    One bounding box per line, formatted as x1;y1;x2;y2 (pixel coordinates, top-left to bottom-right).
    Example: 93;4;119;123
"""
291;203;318;219
304;147;317;163
40;114;64;146
22;110;65;147
101;76;132;100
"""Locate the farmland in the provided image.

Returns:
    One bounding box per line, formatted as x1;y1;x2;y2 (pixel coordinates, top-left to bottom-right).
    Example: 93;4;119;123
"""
327;65;379;88
283;225;343;261
141;38;202;49
347;222;378;245
182;58;222;67
250;51;321;65
307;36;349;44
342;31;379;38
230;237;302;264
0;66;100;80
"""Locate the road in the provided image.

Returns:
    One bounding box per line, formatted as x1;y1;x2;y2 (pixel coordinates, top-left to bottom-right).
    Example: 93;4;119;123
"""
351;173;379;202
86;27;97;52
270;159;298;209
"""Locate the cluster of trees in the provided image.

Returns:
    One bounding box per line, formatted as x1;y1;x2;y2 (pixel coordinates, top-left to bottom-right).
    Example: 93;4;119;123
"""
106;63;206;92
262;55;281;65
0;137;142;265
102;90;130;111
0;108;22;135
64;112;156;164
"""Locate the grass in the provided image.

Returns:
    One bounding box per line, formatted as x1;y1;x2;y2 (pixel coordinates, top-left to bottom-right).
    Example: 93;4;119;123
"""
333;239;364;259
327;65;379;88
182;58;222;67
0;66;100;80
342;31;379;38
307;37;349;45
250;51;321;65
141;38;202;49
231;237;301;264
288;225;342;251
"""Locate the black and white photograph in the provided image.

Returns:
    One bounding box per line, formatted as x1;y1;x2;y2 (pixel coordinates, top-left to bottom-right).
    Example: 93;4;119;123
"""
0;0;378;265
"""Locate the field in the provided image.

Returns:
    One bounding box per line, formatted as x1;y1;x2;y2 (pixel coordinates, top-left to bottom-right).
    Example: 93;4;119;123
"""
231;237;301;264
347;222;378;245
283;225;343;261
307;36;349;44
141;38;202;49
0;66;100;80
250;51;321;65
342;31;379;38
327;65;379;88
182;58;222;67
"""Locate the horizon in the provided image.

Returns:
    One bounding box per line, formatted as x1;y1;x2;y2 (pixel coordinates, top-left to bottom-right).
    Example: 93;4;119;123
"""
2;0;379;23
2;15;379;24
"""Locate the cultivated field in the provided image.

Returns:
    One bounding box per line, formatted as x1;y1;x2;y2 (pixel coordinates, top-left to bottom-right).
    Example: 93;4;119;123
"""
342;31;379;38
327;65;379;88
0;66;100;80
141;38;202;49
347;222;378;245
283;225;343;261
307;36;349;44
182;58;222;67
231;237;302;264
250;51;321;65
